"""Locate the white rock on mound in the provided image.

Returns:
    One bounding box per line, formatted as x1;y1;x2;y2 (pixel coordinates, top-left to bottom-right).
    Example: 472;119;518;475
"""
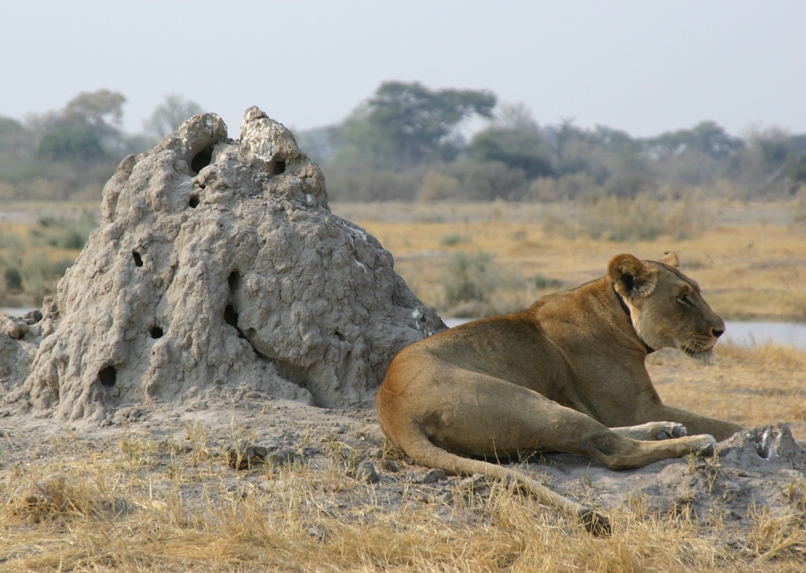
18;107;445;422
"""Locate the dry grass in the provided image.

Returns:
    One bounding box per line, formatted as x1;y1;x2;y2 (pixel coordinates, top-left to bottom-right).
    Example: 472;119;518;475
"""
0;207;98;308
649;341;806;439
2;421;805;572
3;199;805;320
336;200;806;320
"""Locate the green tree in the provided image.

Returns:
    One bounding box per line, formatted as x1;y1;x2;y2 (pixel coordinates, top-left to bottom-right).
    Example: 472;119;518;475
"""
469;104;554;179
750;126;792;170
63;89;126;130
45;89;129;156
543;121;623;185
784;154;806;185
144;94;205;140
648;121;743;159
36;124;104;161
337;81;496;168
24;90;132;198
449;159;529;201
0;116;23;136
0;115;31;159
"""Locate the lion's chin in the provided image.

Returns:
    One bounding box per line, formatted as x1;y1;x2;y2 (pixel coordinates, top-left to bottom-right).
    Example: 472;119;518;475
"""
683;347;715;365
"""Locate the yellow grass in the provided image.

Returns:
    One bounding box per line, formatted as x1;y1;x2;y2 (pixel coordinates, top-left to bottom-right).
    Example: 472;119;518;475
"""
649;342;806;439
0;208;98;307
3;199;806;320
336;200;806;321
2;399;805;572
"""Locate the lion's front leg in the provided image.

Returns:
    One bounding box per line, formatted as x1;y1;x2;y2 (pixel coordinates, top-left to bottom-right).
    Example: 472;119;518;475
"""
634;403;743;442
611;421;688;441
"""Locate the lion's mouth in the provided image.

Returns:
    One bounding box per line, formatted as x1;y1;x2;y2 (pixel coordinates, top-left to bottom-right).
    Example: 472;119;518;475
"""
682;345;715;364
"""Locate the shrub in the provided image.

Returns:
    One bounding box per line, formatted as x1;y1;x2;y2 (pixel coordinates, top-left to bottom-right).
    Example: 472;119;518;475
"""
447;160;529;201
417;171;461;202
36;124;104;161
0;232;23;250
323;166;420;201
28;211;97;250
4;267;22;291
604;171;657;199
533;273;564;291
439;251;531;316
530;172;601;201
441;250;494;306
439;232;471;246
543;195;711;242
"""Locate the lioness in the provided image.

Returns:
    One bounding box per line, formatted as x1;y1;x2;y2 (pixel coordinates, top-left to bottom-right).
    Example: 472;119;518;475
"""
377;253;744;535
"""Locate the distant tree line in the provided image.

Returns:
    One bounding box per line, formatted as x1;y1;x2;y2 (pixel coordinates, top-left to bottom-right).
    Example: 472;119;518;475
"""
302;82;806;202
2;83;805;202
0;91;202;201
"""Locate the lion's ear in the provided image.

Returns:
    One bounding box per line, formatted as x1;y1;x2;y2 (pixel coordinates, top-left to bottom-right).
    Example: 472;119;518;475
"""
659;251;680;268
608;254;658;299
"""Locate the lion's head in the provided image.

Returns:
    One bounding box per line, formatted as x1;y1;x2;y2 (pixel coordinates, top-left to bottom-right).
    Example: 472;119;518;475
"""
608;252;725;361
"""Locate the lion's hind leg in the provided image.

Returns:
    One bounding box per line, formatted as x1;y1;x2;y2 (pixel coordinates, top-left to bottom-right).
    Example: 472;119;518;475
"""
611;421;688;441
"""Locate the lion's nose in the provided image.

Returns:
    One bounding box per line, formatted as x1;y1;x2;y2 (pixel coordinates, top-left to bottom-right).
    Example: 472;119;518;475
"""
712;327;725;339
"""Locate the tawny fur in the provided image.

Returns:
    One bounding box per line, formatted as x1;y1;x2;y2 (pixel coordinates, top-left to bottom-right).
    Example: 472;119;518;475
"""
377;253;741;535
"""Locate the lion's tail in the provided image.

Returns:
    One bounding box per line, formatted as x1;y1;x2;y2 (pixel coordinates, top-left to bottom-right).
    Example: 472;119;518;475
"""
392;420;611;536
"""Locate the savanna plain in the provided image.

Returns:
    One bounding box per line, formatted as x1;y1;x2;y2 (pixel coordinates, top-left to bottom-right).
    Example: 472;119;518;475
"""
1;197;806;572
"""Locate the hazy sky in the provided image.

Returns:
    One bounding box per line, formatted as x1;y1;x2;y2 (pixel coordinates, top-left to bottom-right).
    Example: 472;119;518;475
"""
3;1;805;140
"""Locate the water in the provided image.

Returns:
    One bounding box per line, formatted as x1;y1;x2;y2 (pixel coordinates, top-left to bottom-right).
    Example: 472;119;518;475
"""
3;308;36;318
443;318;806;351
4;307;806;350
722;321;806;350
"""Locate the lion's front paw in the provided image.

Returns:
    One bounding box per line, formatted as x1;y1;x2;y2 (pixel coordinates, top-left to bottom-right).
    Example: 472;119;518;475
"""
695;434;718;455
655;423;687;440
612;421;688;441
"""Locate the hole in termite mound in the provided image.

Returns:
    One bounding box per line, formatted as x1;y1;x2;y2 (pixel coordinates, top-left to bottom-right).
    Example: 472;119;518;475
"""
224;304;239;328
224;304;246;339
149;326;163;339
132;251;143;267
228;271;240;293
190;144;215;174
98;365;117;387
188;195;200;208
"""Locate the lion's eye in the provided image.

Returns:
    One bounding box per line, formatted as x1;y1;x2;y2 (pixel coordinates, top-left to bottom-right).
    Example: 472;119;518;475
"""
677;293;690;305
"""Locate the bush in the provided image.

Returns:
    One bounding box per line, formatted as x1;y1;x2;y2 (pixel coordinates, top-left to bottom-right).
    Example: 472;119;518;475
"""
530;172;601;201
4;267;22;291
417;171;461;202
603;171;657;199
533;273;564;291
36;124;105;161
544;195;711;242
438;251;531;317
29;211;97;250
323;166;420;201
439;232;471;246
446;160;529;201
441;251;495;306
